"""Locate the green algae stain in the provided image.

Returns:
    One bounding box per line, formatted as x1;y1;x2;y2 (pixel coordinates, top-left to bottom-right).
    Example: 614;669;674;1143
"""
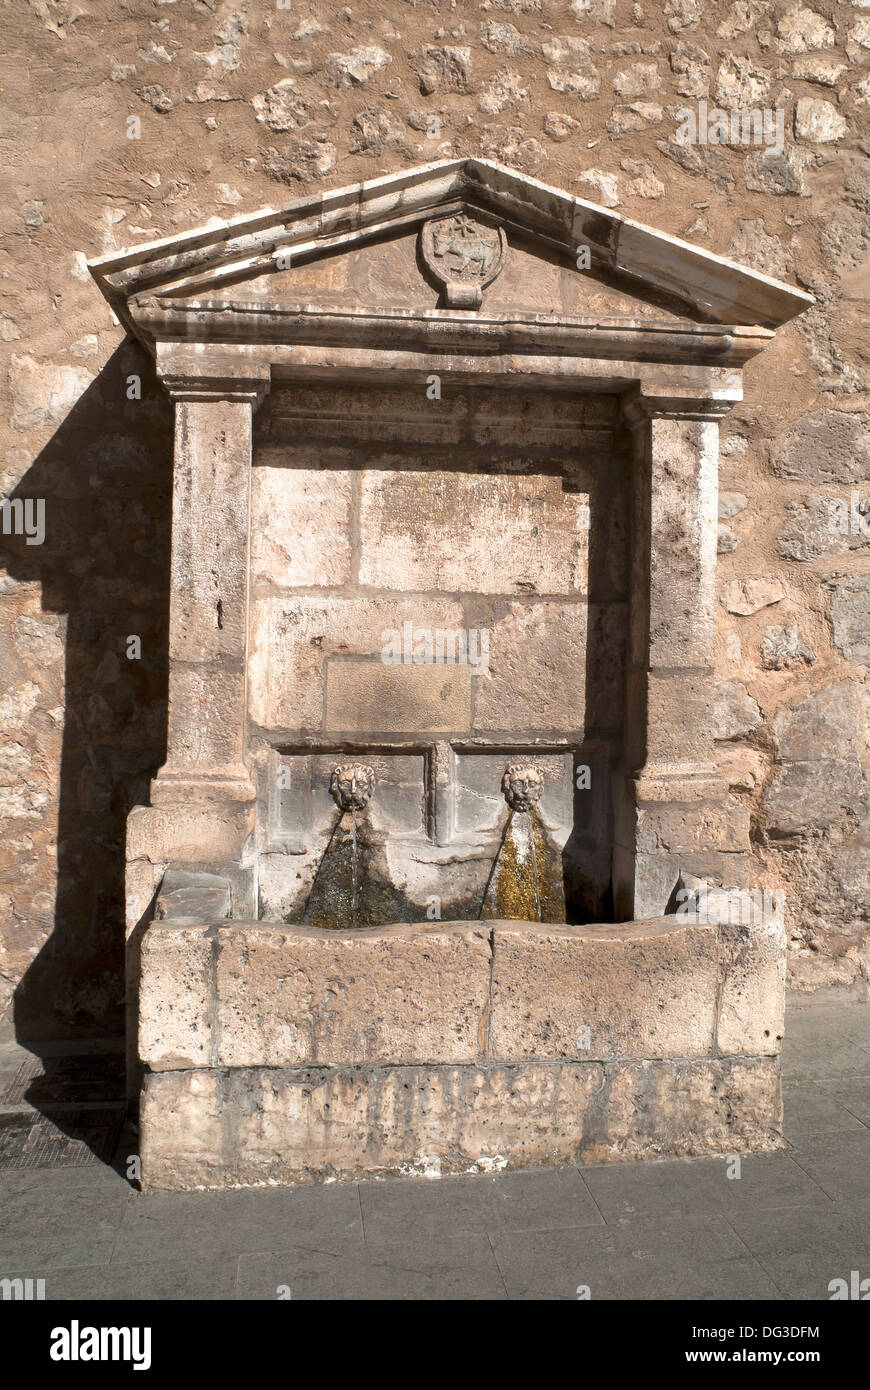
481;807;566;923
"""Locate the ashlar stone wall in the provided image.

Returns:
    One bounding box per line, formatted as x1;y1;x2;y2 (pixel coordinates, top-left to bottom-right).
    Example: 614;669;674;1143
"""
248;382;625;924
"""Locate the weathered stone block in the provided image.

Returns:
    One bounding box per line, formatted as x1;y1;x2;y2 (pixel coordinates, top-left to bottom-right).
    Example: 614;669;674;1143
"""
139;924;214;1069
453;750;573;838
250;465;353;588
248;595;465;730
722;578;785;614
714;680;762;740
773;410;870;484
325;661;473;734
645;671;715;762
764;760;864;839
773;681;865;762
760;626;815;670
717;919;786;1056
163;662;248;765
795;97;848;144
827;574;870;664
127;803;255;865
139;920;492;1069
139;1055;782;1189
358;470;589;595
716;744;768;794
719;491;748;520
139;1063;601;1188
471;600;587;732
613;845;756;922
633;798;751;854
215;922;491;1066
9;354;94;432
169;399;252;664
140;1069;225;1186
489;918;719;1061
155;869;231;923
744;144;809;196
260;749;427;849
644;415;718;670
577;1058;782;1163
779;495;870;562
585;601;628;733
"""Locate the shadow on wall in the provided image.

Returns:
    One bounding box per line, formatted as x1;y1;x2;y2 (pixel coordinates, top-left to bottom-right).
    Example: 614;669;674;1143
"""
1;340;172;1043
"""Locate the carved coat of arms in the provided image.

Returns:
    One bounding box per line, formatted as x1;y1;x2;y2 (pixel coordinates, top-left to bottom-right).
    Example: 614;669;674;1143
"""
419;212;508;308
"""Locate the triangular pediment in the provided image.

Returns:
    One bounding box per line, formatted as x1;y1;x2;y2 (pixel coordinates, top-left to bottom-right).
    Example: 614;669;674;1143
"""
192;222;700;326
89;158;812;346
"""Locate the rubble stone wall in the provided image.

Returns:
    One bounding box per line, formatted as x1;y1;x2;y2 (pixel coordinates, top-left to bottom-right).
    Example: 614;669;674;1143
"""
2;0;868;1036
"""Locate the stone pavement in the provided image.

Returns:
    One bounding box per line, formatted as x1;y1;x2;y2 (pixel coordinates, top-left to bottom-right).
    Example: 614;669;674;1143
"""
1;992;869;1301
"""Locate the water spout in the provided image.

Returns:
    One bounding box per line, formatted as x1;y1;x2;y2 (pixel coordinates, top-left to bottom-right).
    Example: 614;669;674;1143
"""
480;764;564;922
350;806;358;924
529;807;542;923
300;764;375;930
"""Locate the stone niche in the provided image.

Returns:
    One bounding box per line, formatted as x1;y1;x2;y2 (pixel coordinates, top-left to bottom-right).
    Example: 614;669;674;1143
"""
249;380;619;929
89;159;811;1188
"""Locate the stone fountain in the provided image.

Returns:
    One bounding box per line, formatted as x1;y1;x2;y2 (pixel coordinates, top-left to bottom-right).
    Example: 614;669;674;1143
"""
88;160;810;1188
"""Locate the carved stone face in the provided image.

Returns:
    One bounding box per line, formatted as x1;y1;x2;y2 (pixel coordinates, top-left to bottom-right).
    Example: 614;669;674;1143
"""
329;764;375;811
502;764;543;812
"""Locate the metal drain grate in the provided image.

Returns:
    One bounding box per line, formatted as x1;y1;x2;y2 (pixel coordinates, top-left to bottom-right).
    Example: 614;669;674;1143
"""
1;1053;125;1106
0;1108;125;1169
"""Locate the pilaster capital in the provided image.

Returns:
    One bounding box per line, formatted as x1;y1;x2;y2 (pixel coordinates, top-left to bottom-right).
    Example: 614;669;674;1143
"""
155;343;271;407
622;381;741;429
160;368;271;407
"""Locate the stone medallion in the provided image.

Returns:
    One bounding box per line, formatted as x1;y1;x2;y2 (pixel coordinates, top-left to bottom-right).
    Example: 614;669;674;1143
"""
419;212;508;308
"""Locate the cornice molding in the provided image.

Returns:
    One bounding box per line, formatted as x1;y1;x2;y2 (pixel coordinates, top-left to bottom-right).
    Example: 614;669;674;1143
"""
89;158;814;342
131;300;773;368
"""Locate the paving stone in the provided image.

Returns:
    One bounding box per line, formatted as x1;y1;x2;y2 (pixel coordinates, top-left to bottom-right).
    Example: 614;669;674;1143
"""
111;1184;364;1265
779;1035;870;1085
2;1258;237;1301
579;1151;830;1221
827;574;870;665
236;1233;507;1300
782;1083;867;1139
815;1077;870;1127
787;1003;870;1048
0;1165;133;1270
748;1245;869;1301
491;1215;778;1300
725;1197;870;1261
784;1129;870;1202
725;1196;870;1299
359;1167;604;1243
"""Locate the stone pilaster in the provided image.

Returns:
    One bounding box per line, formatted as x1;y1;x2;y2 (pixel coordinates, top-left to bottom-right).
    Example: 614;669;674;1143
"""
150;363;270;808
614;382;746;919
124;359;269;944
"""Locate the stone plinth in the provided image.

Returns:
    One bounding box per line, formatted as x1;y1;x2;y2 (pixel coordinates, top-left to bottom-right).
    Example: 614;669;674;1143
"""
137;914;785;1189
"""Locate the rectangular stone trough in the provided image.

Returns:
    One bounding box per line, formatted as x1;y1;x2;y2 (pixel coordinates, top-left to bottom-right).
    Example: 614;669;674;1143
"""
137;909;785;1189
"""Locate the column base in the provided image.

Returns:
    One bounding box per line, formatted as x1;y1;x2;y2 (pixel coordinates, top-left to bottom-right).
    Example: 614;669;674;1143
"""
150;766;257;806
613;766;753;918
